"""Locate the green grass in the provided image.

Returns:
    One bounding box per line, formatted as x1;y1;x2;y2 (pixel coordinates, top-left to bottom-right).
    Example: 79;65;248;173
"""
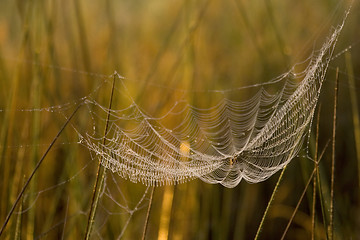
0;0;359;239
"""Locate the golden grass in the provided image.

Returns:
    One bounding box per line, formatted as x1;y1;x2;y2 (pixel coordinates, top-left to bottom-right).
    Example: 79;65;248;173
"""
0;1;359;239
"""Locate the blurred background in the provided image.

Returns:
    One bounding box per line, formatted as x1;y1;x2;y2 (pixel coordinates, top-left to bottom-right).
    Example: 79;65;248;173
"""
0;0;359;239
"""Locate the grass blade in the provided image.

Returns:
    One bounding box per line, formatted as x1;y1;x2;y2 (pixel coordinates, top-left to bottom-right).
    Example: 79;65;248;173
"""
142;186;155;240
312;106;321;240
281;168;316;240
84;73;117;239
329;68;339;240
254;165;287;240
345;52;360;191
0;102;83;236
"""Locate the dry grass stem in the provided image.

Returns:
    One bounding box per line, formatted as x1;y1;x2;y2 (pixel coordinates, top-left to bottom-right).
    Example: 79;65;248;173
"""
329;68;339;240
84;73;117;239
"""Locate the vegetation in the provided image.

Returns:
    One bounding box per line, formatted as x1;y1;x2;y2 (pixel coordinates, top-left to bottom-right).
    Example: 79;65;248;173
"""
0;0;359;239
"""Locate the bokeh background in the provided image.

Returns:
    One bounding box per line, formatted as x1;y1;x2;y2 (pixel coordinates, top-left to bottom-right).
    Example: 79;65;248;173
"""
0;0;359;239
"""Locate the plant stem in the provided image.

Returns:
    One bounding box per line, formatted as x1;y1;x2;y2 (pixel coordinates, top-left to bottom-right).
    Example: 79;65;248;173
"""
281;168;316;240
345;52;360;193
142;186;155;240
312;106;321;240
281;138;329;240
84;72;117;239
329;68;339;240
254;165;287;240
317;154;329;240
0;102;83;237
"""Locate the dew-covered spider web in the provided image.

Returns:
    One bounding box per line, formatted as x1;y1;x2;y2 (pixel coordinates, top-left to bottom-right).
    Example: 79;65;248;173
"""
80;13;347;188
1;0;358;238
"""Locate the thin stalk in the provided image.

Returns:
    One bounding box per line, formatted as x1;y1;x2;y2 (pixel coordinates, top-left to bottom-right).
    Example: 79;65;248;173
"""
329;68;339;240
263;0;288;66
254;165;287;240
255;121;316;240
73;0;92;73
233;0;268;72
167;3;199;237
84;73;117;239
281;169;316;240
0;102;83;236
134;2;185;103
142;186;155;240
312;106;321;240
0;0;32;222
117;186;150;240
163;0;209;86
26;52;42;240
14;177;25;240
61;196;70;240
281;140;329;240
8;112;28;237
345;52;360;191
317;154;329;240
311;173;317;240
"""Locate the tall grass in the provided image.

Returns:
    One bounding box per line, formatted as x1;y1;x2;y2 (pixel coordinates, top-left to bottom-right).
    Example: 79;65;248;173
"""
84;73;116;239
345;52;360;191
0;0;359;239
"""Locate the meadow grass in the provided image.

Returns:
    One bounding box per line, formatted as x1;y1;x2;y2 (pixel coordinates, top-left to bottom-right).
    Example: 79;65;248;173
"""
0;1;359;239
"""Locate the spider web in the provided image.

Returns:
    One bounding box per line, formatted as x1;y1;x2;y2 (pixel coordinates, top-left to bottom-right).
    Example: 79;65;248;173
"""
81;12;347;188
0;1;356;239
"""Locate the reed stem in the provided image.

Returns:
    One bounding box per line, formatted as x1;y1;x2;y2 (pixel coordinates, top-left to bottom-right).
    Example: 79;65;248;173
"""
312;106;321;240
0;102;83;236
254;165;287;240
142;186;155;240
329;68;339;239
345;52;360;193
84;73;117;239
